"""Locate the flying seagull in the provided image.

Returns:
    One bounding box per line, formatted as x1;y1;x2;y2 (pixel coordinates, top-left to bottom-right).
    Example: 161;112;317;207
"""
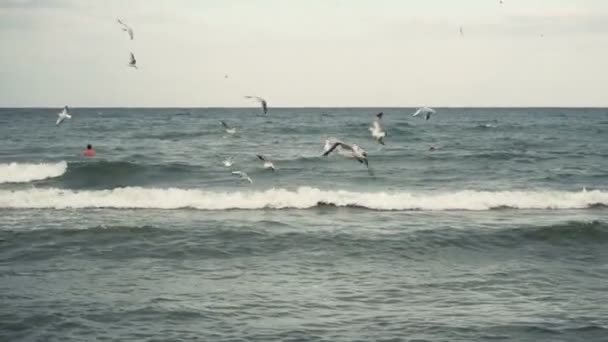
232;171;253;184
413;107;436;121
128;52;137;69
56;106;72;126
323;137;341;154
117;18;134;40
257;155;275;171
221;121;236;134
323;141;369;167
244;96;268;115
369;112;386;145
223;157;234;167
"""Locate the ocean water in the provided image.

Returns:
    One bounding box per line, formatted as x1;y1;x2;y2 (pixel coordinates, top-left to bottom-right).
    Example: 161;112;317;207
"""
1;107;607;341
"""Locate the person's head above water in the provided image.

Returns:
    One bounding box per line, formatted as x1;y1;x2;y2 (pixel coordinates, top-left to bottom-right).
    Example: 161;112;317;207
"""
83;144;96;157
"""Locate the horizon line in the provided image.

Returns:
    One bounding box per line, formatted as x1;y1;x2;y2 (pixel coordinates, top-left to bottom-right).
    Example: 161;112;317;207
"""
2;106;608;109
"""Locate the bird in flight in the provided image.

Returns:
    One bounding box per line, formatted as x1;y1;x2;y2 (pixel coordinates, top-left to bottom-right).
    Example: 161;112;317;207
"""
369;112;387;145
128;52;137;69
56;106;72;126
257;155;276;171
117;18;134;40
244;96;268;115
323;141;369;167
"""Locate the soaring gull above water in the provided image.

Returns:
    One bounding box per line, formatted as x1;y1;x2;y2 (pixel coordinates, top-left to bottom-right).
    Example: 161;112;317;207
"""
56;106;72;126
244;96;268;115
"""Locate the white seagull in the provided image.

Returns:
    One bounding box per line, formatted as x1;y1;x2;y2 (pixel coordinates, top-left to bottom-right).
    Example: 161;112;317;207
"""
323;141;369;167
128;52;137;69
257;155;275;171
221;121;237;134
369;112;386;145
222;157;234;167
323;137;340;154
56;106;72;126
413;107;436;121
232;171;253;184
117;18;134;40
244;96;268;115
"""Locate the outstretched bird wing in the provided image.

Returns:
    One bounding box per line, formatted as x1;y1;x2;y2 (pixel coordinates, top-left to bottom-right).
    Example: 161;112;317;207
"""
323;142;351;156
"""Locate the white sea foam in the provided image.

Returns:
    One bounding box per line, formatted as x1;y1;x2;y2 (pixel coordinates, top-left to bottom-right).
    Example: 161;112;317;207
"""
0;162;67;184
0;187;606;211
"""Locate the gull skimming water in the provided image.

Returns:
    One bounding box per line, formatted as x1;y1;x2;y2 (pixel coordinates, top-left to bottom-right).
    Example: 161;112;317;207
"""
323;137;340;154
257;155;275;171
413;107;436;121
232;171;253;184
369;112;386;145
323;141;369;167
221;121;236;134
222;157;234;167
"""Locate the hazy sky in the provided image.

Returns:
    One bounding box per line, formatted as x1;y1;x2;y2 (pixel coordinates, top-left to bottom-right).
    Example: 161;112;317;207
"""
1;0;608;107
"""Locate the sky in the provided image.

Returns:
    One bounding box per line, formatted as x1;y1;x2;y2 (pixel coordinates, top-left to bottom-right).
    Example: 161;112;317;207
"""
1;0;608;107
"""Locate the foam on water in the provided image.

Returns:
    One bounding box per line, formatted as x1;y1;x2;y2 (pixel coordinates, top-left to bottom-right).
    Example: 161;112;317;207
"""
0;162;67;184
0;186;605;210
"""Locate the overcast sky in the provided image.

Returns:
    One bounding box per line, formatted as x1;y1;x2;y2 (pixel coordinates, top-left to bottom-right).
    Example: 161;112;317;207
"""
1;0;607;107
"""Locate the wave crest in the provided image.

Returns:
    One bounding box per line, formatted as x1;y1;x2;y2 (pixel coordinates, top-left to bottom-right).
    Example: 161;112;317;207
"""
0;162;67;184
0;187;606;211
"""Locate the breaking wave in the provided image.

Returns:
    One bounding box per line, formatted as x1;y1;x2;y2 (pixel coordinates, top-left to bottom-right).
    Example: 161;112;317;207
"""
0;187;606;211
0;162;67;184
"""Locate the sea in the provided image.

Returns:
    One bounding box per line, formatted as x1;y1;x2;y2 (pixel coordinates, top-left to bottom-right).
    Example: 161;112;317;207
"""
0;107;607;341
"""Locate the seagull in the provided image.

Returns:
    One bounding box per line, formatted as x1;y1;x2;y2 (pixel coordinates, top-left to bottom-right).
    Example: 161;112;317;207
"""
56;106;72;126
232;171;253;184
128;52;137;69
117;18;134;40
222;157;234;167
221;121;237;134
369;112;386;145
323;137;340;154
244;96;268;115
323;137;353;157
257;155;275;171
323;141;369;167
413;107;436;121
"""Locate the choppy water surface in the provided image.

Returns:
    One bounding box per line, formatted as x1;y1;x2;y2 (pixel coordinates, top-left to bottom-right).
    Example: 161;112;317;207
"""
1;108;607;341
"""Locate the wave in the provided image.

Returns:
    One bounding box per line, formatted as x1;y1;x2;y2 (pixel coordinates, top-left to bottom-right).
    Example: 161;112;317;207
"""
33;161;201;189
0;162;67;184
0;187;606;210
3;221;606;263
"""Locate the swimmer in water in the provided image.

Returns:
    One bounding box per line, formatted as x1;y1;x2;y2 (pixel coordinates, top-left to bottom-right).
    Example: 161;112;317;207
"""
83;144;96;157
